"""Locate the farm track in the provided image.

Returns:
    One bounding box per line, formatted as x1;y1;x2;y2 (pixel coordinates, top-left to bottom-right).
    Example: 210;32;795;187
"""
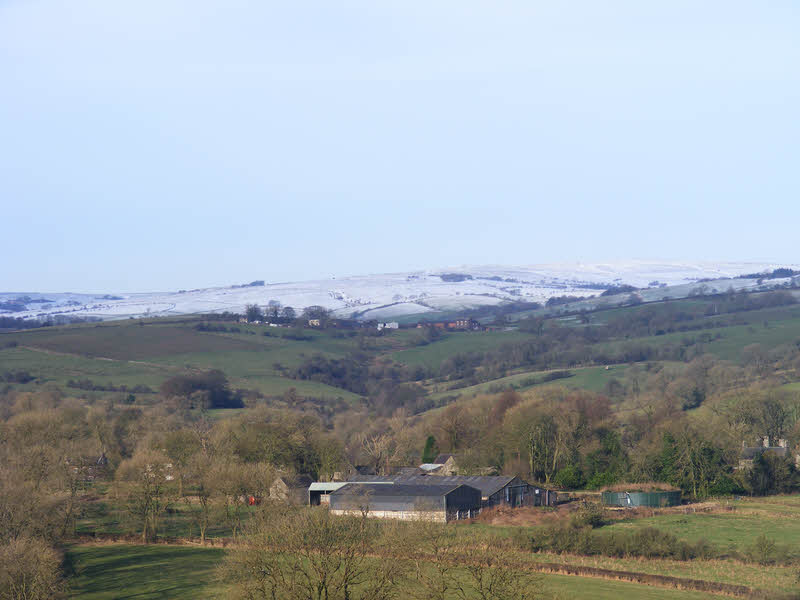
71;534;782;599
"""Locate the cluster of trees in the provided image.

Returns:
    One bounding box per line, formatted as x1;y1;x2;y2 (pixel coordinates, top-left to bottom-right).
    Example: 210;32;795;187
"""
159;370;244;409
738;268;800;280
0;392;106;598
600;284;638;296
1;370;34;384
290;354;431;416
427;290;797;388
344;351;800;501
243;302;308;324
0;387;347;555
222;504;547;600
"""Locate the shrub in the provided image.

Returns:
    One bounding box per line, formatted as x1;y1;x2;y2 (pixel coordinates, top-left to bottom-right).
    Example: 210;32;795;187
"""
0;537;66;599
746;534;789;565
569;502;604;529
586;471;617;490
553;465;585;489
528;523;717;561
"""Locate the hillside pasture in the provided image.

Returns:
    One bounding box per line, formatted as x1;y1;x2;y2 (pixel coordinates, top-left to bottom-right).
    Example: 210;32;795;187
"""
391;330;531;367
65;543;719;600
3;322;262;361
0;345;169;391
429;364;633;401
67;544;226;599
604;495;800;552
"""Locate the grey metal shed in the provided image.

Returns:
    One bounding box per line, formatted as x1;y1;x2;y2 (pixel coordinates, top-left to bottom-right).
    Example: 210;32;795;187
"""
329;482;481;522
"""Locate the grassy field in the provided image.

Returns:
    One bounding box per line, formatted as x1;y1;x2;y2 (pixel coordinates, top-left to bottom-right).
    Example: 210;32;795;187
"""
65;543;718;600
0;320;367;400
0;345;170;390
75;496;256;540
605;495;800;551
66;544;227;599
390;330;531;367
429;364;633;401
5;294;800;408
68;491;800;598
3;322;262;360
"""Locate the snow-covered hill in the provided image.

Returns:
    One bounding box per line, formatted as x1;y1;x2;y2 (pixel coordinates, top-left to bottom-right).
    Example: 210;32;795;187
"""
2;261;798;322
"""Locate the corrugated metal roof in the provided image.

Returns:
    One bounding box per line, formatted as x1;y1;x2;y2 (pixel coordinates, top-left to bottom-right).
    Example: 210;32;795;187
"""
418;463;443;471
331;482;464;498
276;474;314;488
348;474;517;497
308;481;394;492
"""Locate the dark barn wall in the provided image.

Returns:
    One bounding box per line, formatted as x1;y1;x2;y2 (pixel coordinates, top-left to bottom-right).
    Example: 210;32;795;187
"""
444;484;482;518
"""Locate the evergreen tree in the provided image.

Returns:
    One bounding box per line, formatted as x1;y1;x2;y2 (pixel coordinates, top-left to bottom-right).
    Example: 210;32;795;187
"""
422;435;439;463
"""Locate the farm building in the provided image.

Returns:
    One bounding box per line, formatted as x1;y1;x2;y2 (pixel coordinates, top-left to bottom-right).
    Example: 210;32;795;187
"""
431;453;457;475
447;318;480;330
417;454;457;475
348;474;557;508
738;437;798;469
270;474;314;504
308;481;394;505
328;482;481;522
416;319;480;331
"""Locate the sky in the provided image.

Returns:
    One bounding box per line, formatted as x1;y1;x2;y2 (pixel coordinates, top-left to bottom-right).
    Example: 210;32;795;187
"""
1;1;799;292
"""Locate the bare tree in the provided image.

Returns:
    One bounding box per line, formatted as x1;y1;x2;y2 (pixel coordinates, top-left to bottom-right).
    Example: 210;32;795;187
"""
115;450;176;542
0;537;66;600
454;538;547;600
221;505;404;600
360;433;392;475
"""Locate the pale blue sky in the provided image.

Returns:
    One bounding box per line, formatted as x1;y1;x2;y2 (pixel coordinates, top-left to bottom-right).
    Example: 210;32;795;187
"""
1;1;798;292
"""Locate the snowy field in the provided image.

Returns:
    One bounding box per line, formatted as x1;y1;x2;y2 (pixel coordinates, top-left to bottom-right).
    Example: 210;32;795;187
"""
2;261;797;322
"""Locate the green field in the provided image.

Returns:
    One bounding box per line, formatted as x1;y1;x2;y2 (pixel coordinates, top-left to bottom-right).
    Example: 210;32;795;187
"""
0;321;366;400
591;303;800;363
605;495;800;551
4;322;262;360
67;545;226;599
391;330;531;367
75;497;254;540
5;293;800;408
0;345;169;390
65;544;717;600
429;364;633;401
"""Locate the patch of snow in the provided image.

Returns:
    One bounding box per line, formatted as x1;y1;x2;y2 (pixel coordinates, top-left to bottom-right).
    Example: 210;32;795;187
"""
3;261;797;322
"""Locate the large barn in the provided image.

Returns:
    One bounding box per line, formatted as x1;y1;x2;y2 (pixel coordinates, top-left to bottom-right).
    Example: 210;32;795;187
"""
328;482;481;522
347;474;557;508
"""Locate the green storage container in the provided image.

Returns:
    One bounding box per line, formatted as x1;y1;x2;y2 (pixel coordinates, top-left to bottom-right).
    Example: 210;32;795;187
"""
601;490;681;507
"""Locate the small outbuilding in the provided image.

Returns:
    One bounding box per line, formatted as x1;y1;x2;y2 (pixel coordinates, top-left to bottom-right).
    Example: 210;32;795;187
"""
329;482;481;522
270;474;314;504
431;453;458;476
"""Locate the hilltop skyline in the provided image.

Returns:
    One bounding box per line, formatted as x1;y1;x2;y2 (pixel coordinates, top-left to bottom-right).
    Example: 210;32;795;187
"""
2;1;799;291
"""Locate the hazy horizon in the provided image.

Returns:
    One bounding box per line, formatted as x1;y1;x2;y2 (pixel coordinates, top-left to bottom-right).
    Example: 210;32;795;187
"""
2;258;798;296
2;1;798;292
